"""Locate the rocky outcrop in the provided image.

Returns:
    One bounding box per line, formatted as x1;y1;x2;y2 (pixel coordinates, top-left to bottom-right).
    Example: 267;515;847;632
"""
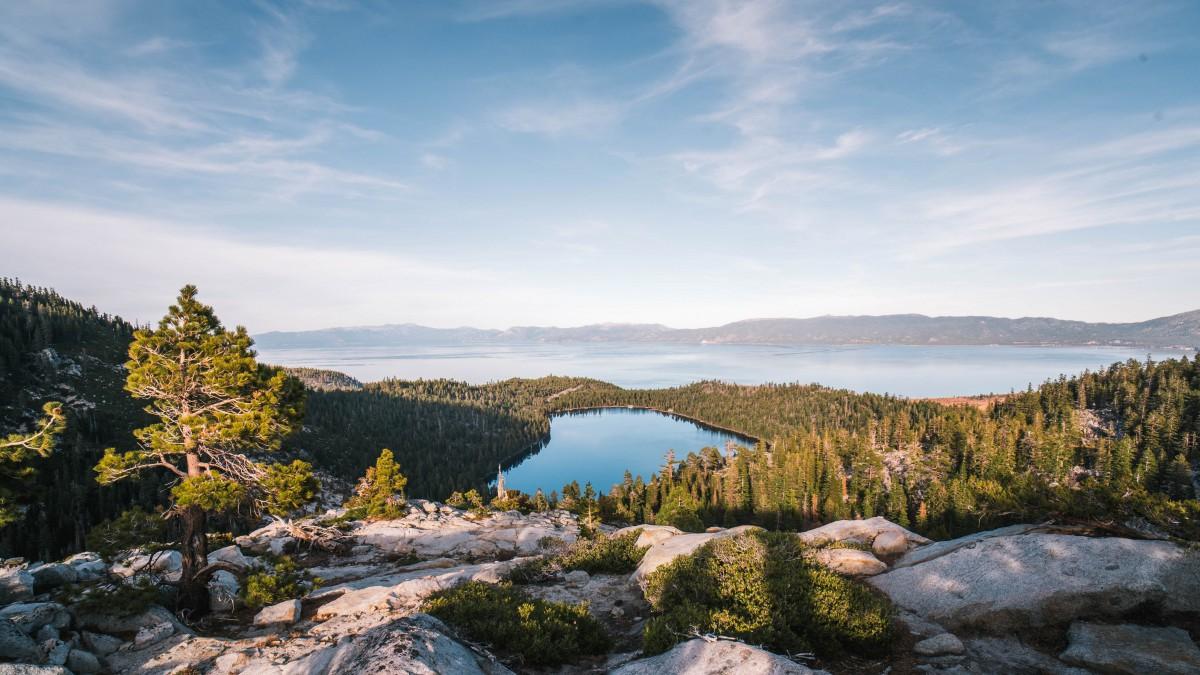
355;508;578;559
109;549;182;580
26;564;76;593
812;548;888;576
610;638;826;674
314;558;528;619
1059;622;1200;674
632;525;763;586
0;602;70;635
0;620;39;662
963;636;1092;675
796;516;931;550
0;568;33;605
611;524;682;548
254;599;301;627
322;614;515;675
870;531;1200;631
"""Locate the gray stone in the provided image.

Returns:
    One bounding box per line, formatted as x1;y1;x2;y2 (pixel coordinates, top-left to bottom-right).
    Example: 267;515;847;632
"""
207;569;239;614
609;638;824;674
28;563;77;592
110;549;182;579
324;614;515;675
63;552;107;581
797;516;931;548
872;529;910;557
73;603;182;635
1059;621;1200;675
611;524;682;548
812;547;887;576
34;624;58;643
133;621;174;649
870;532;1200;631
964;637;1091;675
0;603;71;636
253;598;302;626
0;619;39;662
66;648;102;674
0;567;34;604
0;666;72;674
207;545;254;572
80;630;124;656
44;640;70;666
914;633;965;656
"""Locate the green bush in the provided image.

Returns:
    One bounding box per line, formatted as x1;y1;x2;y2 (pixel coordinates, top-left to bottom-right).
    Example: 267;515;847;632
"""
86;507;170;558
423;581;611;666
63;577;163;617
558;530;648;574
507;530;648;583
241;556;319;609
643;531;894;658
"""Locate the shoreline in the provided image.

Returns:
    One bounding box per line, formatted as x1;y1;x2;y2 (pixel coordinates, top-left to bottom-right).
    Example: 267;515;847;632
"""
550;405;763;445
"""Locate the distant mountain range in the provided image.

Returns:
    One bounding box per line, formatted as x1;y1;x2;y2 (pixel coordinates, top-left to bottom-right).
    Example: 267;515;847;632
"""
254;310;1200;350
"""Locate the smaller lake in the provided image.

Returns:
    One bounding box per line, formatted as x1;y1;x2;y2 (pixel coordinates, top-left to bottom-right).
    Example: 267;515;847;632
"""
500;408;756;495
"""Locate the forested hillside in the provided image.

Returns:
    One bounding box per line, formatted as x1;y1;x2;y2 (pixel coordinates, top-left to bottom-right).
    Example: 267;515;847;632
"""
291;376;603;496
0;279;159;559
550;360;1200;540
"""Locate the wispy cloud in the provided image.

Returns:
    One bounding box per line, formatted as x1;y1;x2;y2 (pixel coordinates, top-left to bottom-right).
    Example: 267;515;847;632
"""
494;99;623;136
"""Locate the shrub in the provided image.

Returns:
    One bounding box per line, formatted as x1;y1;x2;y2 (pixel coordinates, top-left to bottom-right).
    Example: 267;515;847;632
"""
506;530;648;584
241;556;319;609
63;576;163;617
86;507;170;558
643;531;894;658
423;581;611;666
558;530;648;574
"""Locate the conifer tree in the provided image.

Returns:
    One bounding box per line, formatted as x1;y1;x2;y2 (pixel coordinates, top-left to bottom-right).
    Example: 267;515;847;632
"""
94;286;306;612
348;448;409;519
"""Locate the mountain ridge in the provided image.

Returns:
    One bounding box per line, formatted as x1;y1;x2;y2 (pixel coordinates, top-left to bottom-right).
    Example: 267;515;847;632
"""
255;310;1200;349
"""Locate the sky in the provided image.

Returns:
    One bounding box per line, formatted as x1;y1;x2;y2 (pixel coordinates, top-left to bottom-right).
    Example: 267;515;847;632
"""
1;0;1198;332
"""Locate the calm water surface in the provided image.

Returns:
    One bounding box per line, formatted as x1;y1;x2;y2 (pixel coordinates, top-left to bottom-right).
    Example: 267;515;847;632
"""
257;342;1183;397
501;408;755;495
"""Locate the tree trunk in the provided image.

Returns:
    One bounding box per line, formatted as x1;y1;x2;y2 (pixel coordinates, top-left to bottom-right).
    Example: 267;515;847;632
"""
179;504;210;615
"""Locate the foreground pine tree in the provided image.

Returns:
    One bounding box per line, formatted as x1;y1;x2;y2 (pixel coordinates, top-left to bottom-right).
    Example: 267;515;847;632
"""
95;285;307;613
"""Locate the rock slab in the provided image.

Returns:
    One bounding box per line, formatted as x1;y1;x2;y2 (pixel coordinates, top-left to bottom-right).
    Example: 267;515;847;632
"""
609;639;825;674
870;532;1200;631
1059;622;1200;675
253;599;302;627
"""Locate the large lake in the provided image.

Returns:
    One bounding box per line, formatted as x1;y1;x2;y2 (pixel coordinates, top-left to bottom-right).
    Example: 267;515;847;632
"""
256;342;1183;397
501;408;755;495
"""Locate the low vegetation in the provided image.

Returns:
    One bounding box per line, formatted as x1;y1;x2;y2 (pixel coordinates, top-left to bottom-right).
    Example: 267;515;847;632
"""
508;530;648;583
241;555;320;609
423;580;612;667
642;531;895;658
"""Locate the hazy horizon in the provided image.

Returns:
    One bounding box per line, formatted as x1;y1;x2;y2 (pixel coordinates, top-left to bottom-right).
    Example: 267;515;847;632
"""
2;2;1199;332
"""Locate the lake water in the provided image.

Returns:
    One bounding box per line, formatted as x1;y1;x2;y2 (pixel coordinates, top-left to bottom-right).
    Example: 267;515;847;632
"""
500;408;755;495
256;342;1183;398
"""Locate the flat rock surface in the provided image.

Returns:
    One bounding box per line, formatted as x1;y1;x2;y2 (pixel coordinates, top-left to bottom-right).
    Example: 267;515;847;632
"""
1059;621;1200;675
870;532;1200;631
609;639;826;675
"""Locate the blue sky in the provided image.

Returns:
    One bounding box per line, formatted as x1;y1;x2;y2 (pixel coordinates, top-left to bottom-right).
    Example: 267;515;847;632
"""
1;1;1198;332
